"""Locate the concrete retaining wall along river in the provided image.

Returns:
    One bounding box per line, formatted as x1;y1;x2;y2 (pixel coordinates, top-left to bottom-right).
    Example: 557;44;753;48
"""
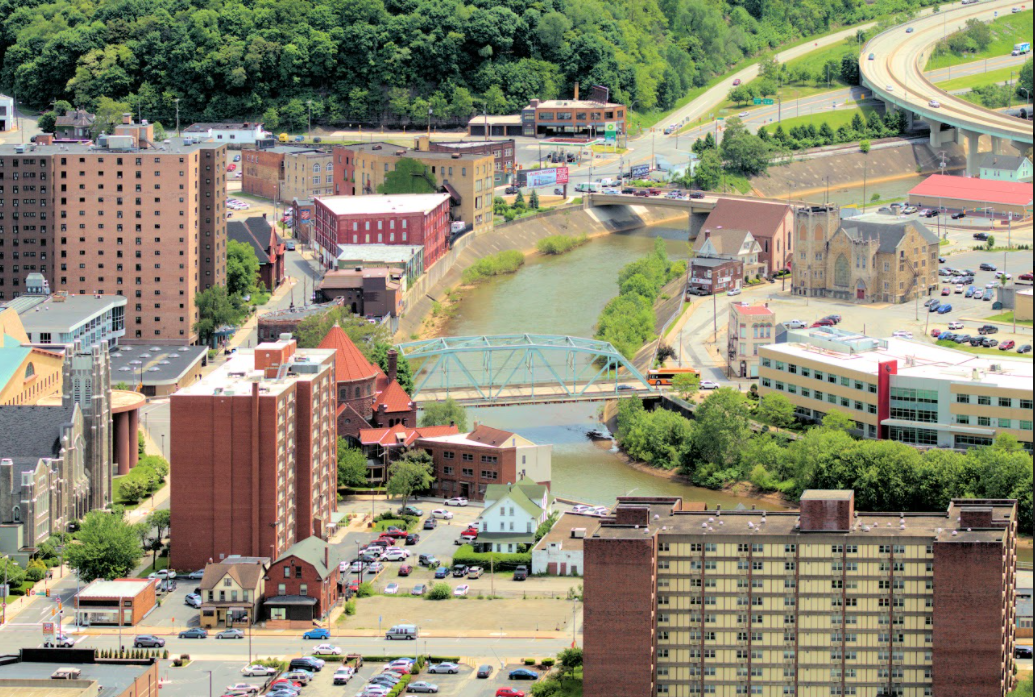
395;204;690;339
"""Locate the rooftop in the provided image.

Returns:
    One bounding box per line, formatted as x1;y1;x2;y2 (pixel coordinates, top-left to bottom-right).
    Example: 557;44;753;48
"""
909;173;1034;207
467;114;523;125
534;100;623;109
317;324;379;383
0;403;78;460
532;511;602;553
184;122;263;132
765;331;1033;389
336;245;424;265
691;256;740;268
702;199;792;237
360;423;458;447
418;426;528;449
109;344;208;386
228;217;276;264
250;145;325;155
730;303;775;317
77;578;154;600
176;343;334;398
0;136;223;155
2;293;126;336
978;153;1029;171
0;660;155;697
258;299;343;322
318;193;451;217
837;217;939;253
345;142;492;162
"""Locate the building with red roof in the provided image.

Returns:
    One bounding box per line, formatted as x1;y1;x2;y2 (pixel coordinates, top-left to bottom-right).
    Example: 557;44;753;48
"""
727;302;776;379
358;423;459;482
317;324;417;466
907;174;1033;218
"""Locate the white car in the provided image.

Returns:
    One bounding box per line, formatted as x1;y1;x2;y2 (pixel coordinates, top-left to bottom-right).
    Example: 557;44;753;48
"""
892;330;913;339
929;100;941;108
445;497;469;507
314;643;343;655
384;583;400;595
431;509;453;520
184;593;202;608
454;584;470;597
225;684;260;695
785;319;807;329
593;506;610;516
333;666;355;685
427;662;461;674
885;84;894;92
241;664;277;677
367;561;385;574
571;505;593;514
948;321;964;330
738;111;749;118
699;380;720;390
726;287;741;296
383;548;410;561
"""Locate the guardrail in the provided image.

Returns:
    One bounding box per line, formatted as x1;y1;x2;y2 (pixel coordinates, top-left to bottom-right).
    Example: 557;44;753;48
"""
1018;562;1033;572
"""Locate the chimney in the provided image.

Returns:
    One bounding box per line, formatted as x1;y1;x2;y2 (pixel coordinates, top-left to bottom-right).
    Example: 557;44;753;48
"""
387;349;399;383
262;212;267;220
574;82;580;101
704;229;711;240
324;543;329;570
122;113;133;125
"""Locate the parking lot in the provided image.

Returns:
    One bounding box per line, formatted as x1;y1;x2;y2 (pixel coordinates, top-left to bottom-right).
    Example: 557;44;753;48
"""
300;660;548;697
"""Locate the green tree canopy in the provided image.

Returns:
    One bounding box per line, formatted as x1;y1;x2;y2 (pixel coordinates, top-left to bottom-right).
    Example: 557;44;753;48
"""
226;239;260;298
386;450;435;511
194;286;241;347
419;398;468;431
64;511;143;581
295;308;390;354
756;392;795;429
687;388;752;470
376;158;438;195
337;438;369;488
372;342;415;394
720;117;771;176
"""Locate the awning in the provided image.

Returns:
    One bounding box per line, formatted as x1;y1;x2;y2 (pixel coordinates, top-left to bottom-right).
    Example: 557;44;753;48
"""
879;419;995;436
263;595;317;607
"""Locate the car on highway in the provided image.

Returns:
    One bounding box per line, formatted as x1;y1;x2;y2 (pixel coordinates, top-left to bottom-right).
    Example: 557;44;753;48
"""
179;628;208;639
885;84;894;92
216;629;244;640
496;689;525;697
242;664;278;677
384;583;400;595
906;27;914;33
699;380;720;390
302;628;330;640
738;111;749;118
445;497;468;506
928;99;940;108
869;53;876;60
732;78;742;86
951;211;966;220
313;643;343;655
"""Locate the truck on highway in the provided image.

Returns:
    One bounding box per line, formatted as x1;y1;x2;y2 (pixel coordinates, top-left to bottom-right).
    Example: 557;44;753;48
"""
1013;42;1031;56
574;182;601;193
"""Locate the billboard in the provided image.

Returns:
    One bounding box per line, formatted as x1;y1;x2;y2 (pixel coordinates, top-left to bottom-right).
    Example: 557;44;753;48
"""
630;164;650;179
526;167;569;189
589;85;610;105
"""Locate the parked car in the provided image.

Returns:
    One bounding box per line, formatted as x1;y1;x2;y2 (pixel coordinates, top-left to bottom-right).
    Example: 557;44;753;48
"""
367;561;385;574
999;341;1016;351
302;628;330;640
399;506;423;517
982;338;998;348
179;628;208;639
509;668;540;680
891;330;913;339
978;325;998;335
187;569;205;580
225;683;260;695
785;319;807;329
418;554;439;567
468;566;484;579
333;667;355;685
133;635;165;648
495;689;525;697
216;629;244;640
454;584;470;597
937;304;952;314
313;644;343;655
513;565;529;581
1015;646;1033;659
397;565;413;577
411;584;427;596
726;287;741;297
431;509;453;520
434;566;449;579
982;289;995;301
478;665;494;679
385;583;400;595
423;518;438;530
1017;344;1032;354
699;380;720;390
428;663;461;675
384;547;410;561
407;681;440;693
444;497;468;506
242;664;278;677
405;533;420;545
185;593;202;608
948;322;964;330
930;329;943;338
941;287;951;296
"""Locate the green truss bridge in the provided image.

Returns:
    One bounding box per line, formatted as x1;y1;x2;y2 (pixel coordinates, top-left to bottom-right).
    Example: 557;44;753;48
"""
394;334;656;407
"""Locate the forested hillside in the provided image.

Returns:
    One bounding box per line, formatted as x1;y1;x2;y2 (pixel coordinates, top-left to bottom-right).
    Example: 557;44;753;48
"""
1;0;939;129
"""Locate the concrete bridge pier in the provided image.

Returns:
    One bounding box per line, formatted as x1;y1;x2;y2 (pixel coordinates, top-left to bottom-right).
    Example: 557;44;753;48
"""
924;118;956;148
959;129;981;176
688;211;708;241
991;136;1005;155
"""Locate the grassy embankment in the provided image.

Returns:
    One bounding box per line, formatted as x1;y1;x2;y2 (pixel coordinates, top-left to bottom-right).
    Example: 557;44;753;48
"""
925;11;1033;71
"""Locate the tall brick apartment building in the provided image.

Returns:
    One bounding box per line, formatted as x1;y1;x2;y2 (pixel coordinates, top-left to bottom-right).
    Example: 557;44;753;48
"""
168;337;337;571
584;491;1017;697
0;117;227;343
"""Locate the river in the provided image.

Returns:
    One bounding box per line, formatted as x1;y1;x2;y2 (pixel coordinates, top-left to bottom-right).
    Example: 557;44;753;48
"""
437;225;789;511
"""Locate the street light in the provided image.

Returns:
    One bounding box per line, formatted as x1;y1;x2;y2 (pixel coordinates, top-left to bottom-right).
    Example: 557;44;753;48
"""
427;107;433;137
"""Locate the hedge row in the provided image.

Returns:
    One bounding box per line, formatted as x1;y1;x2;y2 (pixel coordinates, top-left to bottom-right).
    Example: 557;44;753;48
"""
450;545;531;571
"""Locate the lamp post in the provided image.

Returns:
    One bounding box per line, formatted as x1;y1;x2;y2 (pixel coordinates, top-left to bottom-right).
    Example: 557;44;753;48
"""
174;98;180;138
427;107;433;137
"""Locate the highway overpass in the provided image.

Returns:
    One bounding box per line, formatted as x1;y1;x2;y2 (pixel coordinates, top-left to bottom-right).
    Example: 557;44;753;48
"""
860;0;1033;175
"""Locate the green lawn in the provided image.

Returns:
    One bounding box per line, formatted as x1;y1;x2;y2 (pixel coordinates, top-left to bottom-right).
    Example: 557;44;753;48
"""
764;104;882;133
987;311;1034;326
373;517;416;532
925;11;1033;70
936;65;1017;92
936;339;1034;359
112;467;157;508
136;556;169;577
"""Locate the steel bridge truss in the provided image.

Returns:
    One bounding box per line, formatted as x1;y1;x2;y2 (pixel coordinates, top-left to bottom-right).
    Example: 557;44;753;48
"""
395;334;651;401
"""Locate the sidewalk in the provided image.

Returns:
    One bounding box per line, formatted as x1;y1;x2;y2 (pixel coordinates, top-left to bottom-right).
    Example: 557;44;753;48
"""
226;276;298;352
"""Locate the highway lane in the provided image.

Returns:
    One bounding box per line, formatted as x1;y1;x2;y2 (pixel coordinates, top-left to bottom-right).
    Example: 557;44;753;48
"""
862;0;1033;143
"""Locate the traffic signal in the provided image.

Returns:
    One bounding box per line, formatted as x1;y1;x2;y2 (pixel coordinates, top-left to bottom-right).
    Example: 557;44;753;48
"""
45;589;50;598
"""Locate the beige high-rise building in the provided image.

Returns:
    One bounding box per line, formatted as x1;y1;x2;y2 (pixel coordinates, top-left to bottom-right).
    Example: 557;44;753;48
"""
584;492;1019;697
0;118;227;343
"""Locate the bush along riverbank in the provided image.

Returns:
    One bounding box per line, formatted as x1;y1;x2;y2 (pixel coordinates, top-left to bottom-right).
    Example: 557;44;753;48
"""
594;238;686;361
536;233;589;255
615;391;1033;534
460;250;525;285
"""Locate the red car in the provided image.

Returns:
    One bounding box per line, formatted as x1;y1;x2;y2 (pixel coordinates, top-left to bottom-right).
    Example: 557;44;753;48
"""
496;689;525;697
811;319;835;328
398;564;413;576
270;679;302;690
381;528;409;539
930;328;942;338
941;287;951;296
732;78;741;86
999;340;1016;351
1018;273;1033;283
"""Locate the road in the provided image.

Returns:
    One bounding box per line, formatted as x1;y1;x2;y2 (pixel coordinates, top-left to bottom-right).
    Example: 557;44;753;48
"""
862;0;1033;144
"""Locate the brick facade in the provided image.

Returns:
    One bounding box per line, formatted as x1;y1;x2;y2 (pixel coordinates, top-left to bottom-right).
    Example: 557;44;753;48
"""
241;148;285;200
418;437;518;501
266;549;340;620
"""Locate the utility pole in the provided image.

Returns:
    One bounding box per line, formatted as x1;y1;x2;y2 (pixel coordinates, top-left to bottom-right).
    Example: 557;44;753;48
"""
427;106;432;138
307;100;313;139
174;98;180;137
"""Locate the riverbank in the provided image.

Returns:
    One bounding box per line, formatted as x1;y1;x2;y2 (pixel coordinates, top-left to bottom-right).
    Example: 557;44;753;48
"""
397;205;690;340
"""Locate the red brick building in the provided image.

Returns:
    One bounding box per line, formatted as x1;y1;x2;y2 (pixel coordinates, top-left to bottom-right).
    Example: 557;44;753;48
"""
264;536;343;627
313;193;451;268
416;424;552;501
701;199;794;275
241;145;324;201
168;338;337;572
583;492;1018;697
318;324;417;442
228;217;286;291
74;578;158;626
688;256;743;295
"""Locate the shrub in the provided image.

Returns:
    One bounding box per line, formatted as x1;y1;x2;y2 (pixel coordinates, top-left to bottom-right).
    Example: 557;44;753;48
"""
344;599;357;615
450;546;531;571
461;250;525;285
541;658;556;667
524;658;537;665
536;233;588;255
427;582;452;600
386;675;412;697
357;582;375;598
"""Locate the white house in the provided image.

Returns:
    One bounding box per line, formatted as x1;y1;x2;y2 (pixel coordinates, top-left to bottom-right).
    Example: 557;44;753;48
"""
476;477;551;554
531;512;600;576
183;122;268;145
0;94;14;132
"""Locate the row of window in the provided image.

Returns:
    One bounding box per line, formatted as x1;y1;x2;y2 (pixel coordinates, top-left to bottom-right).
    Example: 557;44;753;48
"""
761;359;877;394
441;451;498;464
956;414;1033;430
441;467;498;480
956;393;1032;409
763;378;878;415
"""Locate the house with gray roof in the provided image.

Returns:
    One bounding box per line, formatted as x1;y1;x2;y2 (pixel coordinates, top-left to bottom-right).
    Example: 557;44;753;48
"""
264;536;345;627
979;153;1033;183
477;476;552;553
54;108;95;140
228;217;285;291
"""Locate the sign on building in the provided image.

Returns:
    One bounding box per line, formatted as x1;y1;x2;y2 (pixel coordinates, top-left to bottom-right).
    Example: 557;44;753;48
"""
630;164;650;179
526;167;570;189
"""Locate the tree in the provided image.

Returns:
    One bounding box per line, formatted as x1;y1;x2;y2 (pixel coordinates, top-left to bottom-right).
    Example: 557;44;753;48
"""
513;190;526;210
38;111;57;133
483;85;508;114
295;307;389;352
859;139;871;154
728;85;751;104
91;97;132;139
386;450;435;512
226;239;260;298
690;388;752;470
986;234;995;250
720;117;771;176
147;509;171;541
822;409;855;433
694;149;723;191
1018;58;1033;101
557;647;584;679
117;479;149;504
194;286;241;347
64;511;143;581
839;53;860;85
529;190;540;210
337;438;369;488
756;393;795;429
0;557;26;588
671;372;700;400
1008;674;1033;697
419;398;467;431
